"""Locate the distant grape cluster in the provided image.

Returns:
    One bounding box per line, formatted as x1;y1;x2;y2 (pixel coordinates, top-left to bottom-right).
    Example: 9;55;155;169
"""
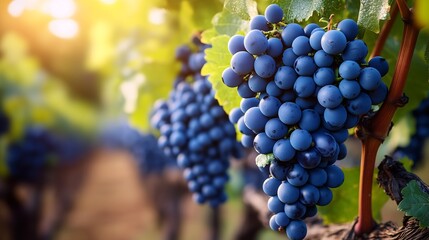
6;127;57;182
223;4;389;239
151;38;242;207
394;96;429;166
99;122;176;173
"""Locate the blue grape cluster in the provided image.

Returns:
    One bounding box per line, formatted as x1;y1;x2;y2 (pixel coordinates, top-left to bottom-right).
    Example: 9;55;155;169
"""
150;40;242;207
99;122;176;173
394;96;429;166
6;127;57;182
223;4;389;239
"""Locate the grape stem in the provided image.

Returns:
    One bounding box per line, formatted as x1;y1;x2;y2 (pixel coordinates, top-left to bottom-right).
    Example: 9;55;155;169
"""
354;0;421;235
370;3;399;58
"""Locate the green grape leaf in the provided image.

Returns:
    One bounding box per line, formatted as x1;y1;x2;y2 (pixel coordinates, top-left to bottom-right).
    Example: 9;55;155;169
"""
398;180;429;227
212;10;248;37
255;154;274;168
318;167;389;224
357;0;391;33
273;0;344;22
224;0;258;20
201;35;241;114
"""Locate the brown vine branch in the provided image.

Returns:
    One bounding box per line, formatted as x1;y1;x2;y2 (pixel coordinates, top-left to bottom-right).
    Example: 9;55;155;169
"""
370;3;399;58
354;0;421;235
396;0;411;22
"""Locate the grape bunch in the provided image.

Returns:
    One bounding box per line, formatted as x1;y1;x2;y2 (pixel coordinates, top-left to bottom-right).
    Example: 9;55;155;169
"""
99;122;176;174
150;39;242;207
394;96;429;167
6;126;58;182
223;4;389;239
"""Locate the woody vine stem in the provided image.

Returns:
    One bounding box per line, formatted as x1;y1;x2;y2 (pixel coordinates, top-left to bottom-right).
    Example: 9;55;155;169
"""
354;0;421;235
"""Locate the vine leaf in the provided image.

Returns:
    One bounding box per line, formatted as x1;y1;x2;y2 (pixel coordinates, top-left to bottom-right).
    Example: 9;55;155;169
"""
201;35;241;116
224;0;258;20
212;10;248;37
398;180;429;227
357;0;391;33
274;0;343;22
318;167;388;223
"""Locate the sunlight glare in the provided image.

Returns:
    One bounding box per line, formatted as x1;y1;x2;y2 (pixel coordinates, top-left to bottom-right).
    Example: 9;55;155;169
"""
48;19;79;39
43;0;76;18
148;8;166;25
100;0;116;5
8;0;26;17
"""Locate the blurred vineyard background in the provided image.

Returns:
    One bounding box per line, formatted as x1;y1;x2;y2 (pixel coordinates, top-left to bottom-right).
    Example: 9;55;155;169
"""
0;0;429;240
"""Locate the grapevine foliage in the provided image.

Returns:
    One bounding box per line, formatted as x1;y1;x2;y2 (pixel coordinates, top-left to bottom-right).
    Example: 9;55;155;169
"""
398;180;429;227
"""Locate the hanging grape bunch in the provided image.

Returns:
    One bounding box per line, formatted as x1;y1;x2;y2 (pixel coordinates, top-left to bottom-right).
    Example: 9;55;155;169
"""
150;36;242;207
223;4;389;240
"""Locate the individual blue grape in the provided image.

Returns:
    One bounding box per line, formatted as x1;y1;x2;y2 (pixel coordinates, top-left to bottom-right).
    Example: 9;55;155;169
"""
344;112;359;128
282;48;298;67
275;66;297;90
325;165;345;188
290;129;312;151
297;148;322;169
263;177;282;196
308;168;327;187
367;82;388;105
266;81;284;97
287;163;309;186
312;132;338;158
342;39;368;62
248;74;268;92
294;56;317;76
286;220;307;240
321;30;347;55
298;109;320;132
313;50;334;67
254;54;276;78
240;98;260;112
346;92;372;115
265;118;288;139
269;215;280;231
259;96;281;117
309;30;324;51
330;128;349;144
254;133;276;154
304;23;320;37
228;35;246;55
268;196;286;213
265;4;284;23
337;19;359;41
324;105;347;128
317;187;333;206
267;38;284;58
295;97;317;110
278;102;302;125
368;56;389;76
317;85;343;108
281;23;305;47
277;181;300;203
270;160;289;180
359;67;381;91
284;202;306;219
299;184;320;205
273;139;296;162
275;212;291;227
244;107;269;132
339;60;361;79
292;36;311;56
241;134;255;148
338;143;347;160
250;15;269;31
237;117;254;135
314;67;335;86
244;30;268;55
339;79;361;99
237;82;257;98
230;51;255;75
229;108;243;124
294;76;316;97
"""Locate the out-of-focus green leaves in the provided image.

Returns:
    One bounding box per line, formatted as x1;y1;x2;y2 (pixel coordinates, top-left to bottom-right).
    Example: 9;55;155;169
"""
416;0;429;28
224;0;258;20
318;167;389;223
